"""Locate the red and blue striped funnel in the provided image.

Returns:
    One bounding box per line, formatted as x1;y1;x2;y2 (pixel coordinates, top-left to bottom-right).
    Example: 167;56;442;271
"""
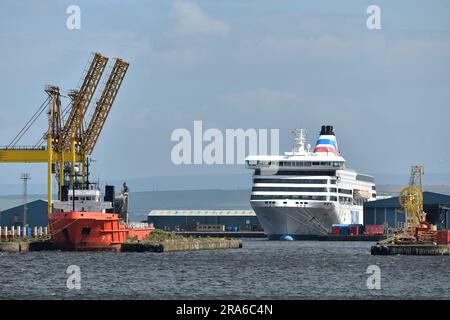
314;125;339;155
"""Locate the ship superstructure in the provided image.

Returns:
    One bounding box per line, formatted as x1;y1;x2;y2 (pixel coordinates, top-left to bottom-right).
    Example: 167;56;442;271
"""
245;125;376;239
53;187;111;213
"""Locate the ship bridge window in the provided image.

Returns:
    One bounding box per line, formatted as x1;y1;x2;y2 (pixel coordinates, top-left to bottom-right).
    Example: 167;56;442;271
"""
330;179;336;184
253;178;327;184
251;195;327;201
254;169;336;176
312;162;320;166
338;188;352;195
252;186;328;192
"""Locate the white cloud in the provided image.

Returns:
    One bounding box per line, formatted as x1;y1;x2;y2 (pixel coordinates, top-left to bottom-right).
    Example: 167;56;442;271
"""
169;0;230;37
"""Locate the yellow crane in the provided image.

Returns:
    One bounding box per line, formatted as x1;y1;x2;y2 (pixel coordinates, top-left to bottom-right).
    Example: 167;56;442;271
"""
379;165;436;244
80;58;129;181
399;185;427;236
0;52;129;230
59;53;108;189
398;165;427;235
56;56;129;193
397;165;437;243
378;165;433;245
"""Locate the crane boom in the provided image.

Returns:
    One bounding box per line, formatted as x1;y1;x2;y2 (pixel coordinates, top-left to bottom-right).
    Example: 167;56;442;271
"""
0;52;129;221
81;59;129;155
60;53;108;150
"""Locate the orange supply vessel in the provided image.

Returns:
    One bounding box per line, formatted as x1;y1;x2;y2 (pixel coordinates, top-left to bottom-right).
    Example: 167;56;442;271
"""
50;185;154;251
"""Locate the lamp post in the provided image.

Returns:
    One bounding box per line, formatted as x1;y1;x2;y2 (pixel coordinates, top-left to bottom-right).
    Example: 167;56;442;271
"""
20;173;31;236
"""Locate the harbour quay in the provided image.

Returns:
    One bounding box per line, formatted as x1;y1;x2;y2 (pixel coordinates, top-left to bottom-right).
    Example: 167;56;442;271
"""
148;210;263;233
371;244;450;255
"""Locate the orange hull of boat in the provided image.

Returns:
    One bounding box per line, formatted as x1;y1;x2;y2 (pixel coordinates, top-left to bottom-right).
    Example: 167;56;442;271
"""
49;211;154;251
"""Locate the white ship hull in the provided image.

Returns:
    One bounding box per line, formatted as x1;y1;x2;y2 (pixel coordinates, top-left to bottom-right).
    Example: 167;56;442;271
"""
251;200;362;239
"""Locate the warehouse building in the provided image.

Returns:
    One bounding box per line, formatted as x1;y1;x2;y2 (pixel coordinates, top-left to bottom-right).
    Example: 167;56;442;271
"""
148;210;262;231
363;192;450;229
0;199;48;228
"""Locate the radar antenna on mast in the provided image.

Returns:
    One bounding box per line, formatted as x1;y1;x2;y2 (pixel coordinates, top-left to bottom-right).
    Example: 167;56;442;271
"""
292;129;307;155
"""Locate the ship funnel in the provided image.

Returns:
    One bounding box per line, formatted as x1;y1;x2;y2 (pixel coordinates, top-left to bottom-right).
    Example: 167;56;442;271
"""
314;125;339;155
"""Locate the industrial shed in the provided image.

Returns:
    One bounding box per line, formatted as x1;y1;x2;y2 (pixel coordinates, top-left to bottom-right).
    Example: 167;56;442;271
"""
363;192;450;229
148;210;262;231
0;199;48;228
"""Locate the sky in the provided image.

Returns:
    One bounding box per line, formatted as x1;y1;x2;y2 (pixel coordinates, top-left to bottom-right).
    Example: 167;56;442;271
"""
0;0;449;188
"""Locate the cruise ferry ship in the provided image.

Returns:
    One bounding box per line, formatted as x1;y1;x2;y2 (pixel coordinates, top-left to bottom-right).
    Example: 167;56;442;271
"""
245;125;376;240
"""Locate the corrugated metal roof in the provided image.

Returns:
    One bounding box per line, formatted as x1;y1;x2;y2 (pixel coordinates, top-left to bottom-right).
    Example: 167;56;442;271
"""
0;199;25;211
148;210;256;217
0;198;47;212
364;192;450;208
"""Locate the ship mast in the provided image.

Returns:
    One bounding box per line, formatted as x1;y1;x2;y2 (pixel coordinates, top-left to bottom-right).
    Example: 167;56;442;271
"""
292;129;307;155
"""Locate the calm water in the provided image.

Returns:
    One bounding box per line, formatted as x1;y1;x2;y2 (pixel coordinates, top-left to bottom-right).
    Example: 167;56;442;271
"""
1;240;449;299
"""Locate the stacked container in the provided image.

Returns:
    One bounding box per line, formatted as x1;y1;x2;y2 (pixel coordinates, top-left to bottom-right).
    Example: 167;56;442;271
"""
339;226;349;235
349;224;361;236
331;224;364;236
331;226;341;235
364;225;385;235
437;230;450;244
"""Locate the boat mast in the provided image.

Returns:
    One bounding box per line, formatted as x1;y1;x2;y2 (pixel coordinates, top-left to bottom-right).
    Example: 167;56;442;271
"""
292;129;307;155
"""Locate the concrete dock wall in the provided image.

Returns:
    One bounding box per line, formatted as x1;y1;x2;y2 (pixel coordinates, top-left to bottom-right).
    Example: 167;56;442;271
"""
0;241;29;253
121;239;242;252
371;244;450;255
